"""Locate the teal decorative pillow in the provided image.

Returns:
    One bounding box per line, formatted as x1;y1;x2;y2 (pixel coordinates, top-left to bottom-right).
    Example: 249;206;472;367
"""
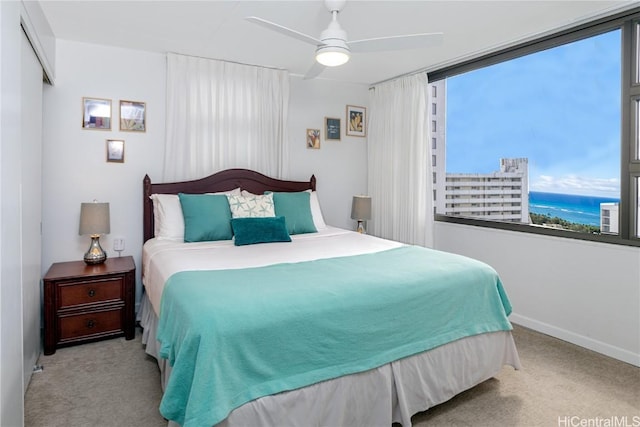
178;193;232;242
270;191;318;235
231;216;292;246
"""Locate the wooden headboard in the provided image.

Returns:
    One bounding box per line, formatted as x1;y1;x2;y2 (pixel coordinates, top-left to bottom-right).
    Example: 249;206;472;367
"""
143;168;316;242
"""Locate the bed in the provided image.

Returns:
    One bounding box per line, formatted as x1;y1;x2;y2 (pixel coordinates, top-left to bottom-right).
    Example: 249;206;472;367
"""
139;168;521;427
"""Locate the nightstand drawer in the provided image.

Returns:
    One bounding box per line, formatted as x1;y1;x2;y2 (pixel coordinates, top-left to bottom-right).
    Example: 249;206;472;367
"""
58;277;123;309
44;256;136;354
59;308;123;341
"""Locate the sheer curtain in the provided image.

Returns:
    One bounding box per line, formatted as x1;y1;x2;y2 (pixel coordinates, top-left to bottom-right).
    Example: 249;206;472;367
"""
367;73;433;247
163;53;289;181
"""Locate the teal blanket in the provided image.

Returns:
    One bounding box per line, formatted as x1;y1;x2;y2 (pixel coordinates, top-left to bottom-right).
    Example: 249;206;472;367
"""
157;246;513;426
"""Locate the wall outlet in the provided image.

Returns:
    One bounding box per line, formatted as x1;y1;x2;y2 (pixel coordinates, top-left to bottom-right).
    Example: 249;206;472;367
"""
113;238;125;252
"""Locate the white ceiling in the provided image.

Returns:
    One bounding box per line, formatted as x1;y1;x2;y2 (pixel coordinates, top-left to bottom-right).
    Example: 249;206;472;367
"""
38;0;634;85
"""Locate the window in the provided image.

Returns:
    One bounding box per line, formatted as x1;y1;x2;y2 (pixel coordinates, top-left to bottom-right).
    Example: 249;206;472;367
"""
635;177;640;237
430;9;640;246
632;23;640;238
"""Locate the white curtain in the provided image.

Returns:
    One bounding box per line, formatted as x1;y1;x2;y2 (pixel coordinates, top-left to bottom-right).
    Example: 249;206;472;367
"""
164;53;289;181
367;73;433;247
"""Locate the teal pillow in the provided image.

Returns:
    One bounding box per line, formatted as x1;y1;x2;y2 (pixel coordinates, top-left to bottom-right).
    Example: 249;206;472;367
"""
178;193;232;242
231;216;292;246
270;191;317;235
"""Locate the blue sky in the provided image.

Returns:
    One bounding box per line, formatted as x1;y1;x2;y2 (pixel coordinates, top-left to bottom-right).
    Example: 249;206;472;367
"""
446;29;621;198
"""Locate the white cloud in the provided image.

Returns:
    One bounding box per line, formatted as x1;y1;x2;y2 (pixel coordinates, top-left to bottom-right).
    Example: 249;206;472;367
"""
530;174;619;198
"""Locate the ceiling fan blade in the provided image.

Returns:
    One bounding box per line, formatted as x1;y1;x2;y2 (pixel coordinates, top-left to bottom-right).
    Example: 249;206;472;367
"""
303;61;326;80
245;16;321;46
348;32;444;53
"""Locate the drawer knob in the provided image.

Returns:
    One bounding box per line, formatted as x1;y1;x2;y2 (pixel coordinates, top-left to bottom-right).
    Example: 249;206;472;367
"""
86;319;96;329
88;289;96;297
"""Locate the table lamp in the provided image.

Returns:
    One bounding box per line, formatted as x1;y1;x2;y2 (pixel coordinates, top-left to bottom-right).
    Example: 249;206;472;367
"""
79;201;110;265
351;195;371;234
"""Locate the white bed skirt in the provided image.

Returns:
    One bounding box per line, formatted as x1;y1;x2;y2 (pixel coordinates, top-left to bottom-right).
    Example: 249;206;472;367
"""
139;294;521;427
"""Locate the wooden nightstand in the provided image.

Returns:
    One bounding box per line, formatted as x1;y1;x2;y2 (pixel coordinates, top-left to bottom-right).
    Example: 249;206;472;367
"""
43;256;136;355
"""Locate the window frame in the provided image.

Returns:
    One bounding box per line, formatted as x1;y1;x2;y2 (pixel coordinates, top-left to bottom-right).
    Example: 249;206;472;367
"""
430;7;640;248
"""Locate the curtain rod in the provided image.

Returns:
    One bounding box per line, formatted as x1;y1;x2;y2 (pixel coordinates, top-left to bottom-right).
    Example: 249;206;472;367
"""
167;51;288;73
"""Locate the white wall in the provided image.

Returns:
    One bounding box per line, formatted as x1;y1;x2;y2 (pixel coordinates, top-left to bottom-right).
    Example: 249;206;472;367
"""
21;29;43;396
20;0;56;82
1;2;25;425
434;221;640;366
42;40;370;309
288;76;369;230
42;40;167;307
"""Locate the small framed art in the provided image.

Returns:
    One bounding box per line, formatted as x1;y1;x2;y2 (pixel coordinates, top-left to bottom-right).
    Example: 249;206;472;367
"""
346;105;366;137
325;117;341;141
82;97;112;130
119;100;146;132
106;139;125;163
306;129;320;149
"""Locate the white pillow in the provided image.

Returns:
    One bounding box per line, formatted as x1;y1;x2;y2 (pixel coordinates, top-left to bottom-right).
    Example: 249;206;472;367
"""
227;193;275;218
150;188;240;240
309;191;327;230
150;194;184;240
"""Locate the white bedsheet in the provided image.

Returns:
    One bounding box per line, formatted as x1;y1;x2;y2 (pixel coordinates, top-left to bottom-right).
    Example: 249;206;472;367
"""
142;226;403;315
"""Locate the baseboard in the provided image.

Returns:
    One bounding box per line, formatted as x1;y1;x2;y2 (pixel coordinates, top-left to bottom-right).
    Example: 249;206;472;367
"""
510;313;640;367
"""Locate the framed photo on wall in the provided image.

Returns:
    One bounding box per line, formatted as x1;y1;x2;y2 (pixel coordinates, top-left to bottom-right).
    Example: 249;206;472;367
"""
106;139;125;163
119;100;146;132
346;105;366;137
82;97;112;130
306;129;320;149
325;117;341;141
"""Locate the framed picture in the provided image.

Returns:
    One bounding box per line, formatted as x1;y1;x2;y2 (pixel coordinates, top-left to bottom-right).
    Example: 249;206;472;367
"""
325;117;341;141
306;129;320;149
106;139;125;163
346;105;366;137
119;100;146;132
82;97;112;130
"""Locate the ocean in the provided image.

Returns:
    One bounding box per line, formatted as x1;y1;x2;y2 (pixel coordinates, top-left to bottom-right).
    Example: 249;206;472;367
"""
529;192;620;226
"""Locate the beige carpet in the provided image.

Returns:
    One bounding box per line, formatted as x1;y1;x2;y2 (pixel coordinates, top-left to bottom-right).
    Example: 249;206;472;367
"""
25;325;639;427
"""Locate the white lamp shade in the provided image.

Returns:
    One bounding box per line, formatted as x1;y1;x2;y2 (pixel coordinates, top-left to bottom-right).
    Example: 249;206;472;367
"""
351;196;371;221
316;46;350;67
79;202;110;235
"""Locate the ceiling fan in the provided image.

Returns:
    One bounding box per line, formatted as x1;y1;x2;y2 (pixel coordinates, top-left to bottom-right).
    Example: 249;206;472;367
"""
246;0;443;79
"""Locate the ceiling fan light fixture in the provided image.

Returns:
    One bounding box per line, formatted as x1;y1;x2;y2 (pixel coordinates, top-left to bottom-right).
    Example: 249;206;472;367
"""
247;0;444;78
316;45;350;67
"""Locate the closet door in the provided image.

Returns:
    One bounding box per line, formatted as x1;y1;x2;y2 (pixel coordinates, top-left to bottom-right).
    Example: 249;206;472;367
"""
21;29;43;392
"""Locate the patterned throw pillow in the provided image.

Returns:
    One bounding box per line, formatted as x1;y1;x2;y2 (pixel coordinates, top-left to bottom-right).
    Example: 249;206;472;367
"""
226;193;275;218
